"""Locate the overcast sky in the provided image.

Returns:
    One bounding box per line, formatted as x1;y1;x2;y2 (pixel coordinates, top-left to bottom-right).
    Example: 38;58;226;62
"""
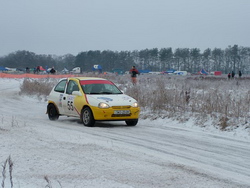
0;0;249;56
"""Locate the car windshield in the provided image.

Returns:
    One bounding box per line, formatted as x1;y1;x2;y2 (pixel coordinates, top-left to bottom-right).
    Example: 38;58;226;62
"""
80;80;123;95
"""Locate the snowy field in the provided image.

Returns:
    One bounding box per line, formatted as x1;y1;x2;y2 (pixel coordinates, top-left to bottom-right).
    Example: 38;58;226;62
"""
1;78;250;188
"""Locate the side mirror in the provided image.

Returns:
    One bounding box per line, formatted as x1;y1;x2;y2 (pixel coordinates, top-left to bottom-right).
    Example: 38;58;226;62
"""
72;91;82;96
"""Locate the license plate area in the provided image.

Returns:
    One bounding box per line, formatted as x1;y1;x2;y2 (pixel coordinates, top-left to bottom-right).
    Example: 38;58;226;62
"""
114;110;130;115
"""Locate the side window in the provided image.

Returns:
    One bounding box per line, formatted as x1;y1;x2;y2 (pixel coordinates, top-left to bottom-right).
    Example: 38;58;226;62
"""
54;80;67;93
66;80;79;94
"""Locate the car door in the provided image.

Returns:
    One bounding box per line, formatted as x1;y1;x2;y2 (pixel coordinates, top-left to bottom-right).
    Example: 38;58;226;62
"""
61;80;80;116
51;79;67;114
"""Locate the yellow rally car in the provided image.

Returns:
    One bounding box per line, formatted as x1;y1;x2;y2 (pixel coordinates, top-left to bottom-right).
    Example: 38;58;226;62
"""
47;77;140;127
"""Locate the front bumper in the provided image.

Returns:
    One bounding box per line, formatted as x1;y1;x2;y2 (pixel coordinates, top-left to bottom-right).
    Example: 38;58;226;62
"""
91;106;140;121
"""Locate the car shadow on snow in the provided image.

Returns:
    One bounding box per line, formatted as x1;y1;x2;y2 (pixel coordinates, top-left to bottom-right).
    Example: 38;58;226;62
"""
62;119;127;128
57;117;133;128
93;121;128;128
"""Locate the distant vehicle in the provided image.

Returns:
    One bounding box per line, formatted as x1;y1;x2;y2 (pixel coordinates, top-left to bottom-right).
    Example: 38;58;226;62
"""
5;67;17;73
174;71;188;76
161;69;177;74
148;71;161;75
71;67;81;74
47;77;140;127
210;71;222;76
61;68;69;74
0;66;8;72
138;70;151;74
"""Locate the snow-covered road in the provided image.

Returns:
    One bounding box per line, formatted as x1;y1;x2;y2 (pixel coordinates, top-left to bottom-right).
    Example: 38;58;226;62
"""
0;78;250;188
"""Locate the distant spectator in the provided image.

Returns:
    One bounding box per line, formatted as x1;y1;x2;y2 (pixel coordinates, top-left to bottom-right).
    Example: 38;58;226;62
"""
129;66;140;85
232;71;235;78
228;73;231;79
238;70;242;78
36;66;40;74
26;67;30;73
50;67;56;74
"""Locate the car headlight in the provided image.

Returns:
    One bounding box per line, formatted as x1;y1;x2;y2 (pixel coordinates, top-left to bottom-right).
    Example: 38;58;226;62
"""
131;102;139;108
98;102;110;108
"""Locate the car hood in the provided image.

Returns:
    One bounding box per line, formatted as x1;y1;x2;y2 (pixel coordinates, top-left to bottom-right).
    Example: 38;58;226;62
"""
86;94;137;107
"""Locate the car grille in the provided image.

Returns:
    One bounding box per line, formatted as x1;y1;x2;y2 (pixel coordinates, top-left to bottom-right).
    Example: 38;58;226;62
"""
112;106;131;117
112;106;131;109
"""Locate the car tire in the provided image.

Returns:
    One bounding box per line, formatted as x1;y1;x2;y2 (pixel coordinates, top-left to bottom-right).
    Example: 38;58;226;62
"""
125;119;138;126
81;107;95;127
47;104;59;120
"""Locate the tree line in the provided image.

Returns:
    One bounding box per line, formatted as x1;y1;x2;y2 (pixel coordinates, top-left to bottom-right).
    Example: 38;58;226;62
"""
0;44;250;74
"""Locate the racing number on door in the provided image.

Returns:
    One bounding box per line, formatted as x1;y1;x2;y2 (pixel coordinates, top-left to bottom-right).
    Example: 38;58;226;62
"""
67;101;74;111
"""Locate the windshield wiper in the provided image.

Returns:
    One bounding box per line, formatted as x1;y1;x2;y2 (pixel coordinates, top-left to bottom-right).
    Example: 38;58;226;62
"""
100;92;113;94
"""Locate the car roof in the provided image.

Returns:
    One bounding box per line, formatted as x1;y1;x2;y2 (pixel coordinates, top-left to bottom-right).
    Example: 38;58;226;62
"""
58;77;106;81
58;77;107;83
75;77;106;81
71;77;114;86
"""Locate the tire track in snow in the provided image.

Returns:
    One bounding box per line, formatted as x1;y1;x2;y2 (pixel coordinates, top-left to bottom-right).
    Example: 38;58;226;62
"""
48;121;250;186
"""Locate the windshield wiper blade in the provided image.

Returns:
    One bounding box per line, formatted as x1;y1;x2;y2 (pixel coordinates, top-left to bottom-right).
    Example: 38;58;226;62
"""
100;92;113;94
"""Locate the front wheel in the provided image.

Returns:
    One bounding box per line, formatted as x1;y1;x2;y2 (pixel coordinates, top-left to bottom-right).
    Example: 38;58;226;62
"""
81;107;95;127
47;104;59;120
125;119;138;126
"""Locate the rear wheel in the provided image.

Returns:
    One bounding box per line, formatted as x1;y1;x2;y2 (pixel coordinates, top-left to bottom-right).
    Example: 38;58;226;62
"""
47;104;59;120
81;107;95;127
125;119;138;126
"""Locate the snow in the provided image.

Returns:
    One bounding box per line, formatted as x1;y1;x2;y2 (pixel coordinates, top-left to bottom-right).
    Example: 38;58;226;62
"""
1;78;250;188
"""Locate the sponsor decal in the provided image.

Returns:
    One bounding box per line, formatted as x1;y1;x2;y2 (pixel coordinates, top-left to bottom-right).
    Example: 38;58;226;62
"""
67;96;74;101
59;94;63;107
122;96;131;100
97;97;113;101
